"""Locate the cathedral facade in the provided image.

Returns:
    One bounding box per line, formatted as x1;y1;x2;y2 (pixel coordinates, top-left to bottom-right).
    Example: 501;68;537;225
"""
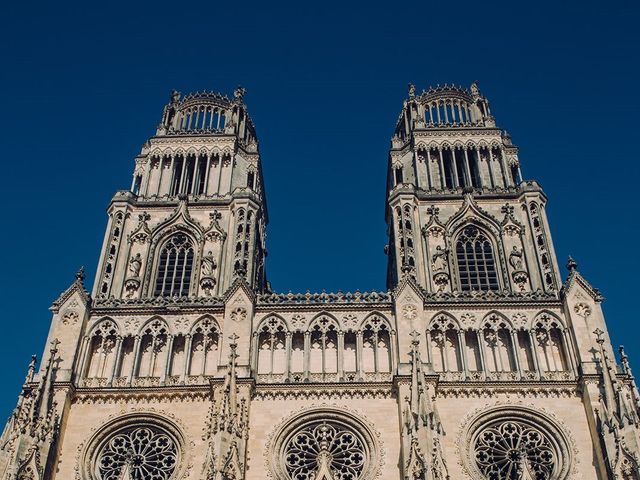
1;83;639;480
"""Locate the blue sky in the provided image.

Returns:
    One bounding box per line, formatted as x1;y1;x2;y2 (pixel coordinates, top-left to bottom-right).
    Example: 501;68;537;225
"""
0;0;638;417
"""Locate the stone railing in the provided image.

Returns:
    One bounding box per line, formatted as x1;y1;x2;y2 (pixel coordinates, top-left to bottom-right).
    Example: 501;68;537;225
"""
257;290;392;306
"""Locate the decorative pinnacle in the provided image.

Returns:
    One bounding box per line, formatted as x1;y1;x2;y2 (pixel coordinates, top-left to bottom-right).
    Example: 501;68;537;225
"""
75;267;85;282
234;86;246;100
567;256;578;272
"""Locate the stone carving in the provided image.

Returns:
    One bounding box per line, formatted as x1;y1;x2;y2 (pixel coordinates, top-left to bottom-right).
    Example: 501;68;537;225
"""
128;253;142;278
201;251;216;277
124;318;140;334
62;310;79;325
431;246;448;272
460;313;476;326
512;313;528;328
230;307;247;323
402;304;418;321
342;314;358;329
574;303;592;318
508;246;524;270
290;314;306;330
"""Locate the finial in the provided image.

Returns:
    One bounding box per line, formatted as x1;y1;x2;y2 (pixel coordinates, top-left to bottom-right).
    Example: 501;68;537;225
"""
410;330;421;346
593;328;605;344
470;81;480;96
234;86;246;100
75;267;85;282
50;338;61;354
170;89;180;103
567;256;578;272
408;83;416;99
229;333;239;350
24;355;37;384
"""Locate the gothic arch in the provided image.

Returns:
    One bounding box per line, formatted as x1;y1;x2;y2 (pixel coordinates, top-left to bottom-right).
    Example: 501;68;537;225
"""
309;312;341;332
429;311;460;330
481;311;513;331
531;310;566;330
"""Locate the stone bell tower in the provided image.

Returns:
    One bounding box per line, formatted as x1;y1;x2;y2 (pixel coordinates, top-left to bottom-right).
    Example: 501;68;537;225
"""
386;82;560;296
94;86;268;303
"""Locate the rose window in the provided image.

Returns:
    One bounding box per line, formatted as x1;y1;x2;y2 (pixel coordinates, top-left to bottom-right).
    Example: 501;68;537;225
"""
96;426;178;480
474;420;557;479
284;421;366;480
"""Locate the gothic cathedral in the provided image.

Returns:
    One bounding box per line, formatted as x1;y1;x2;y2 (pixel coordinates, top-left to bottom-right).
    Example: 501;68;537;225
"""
1;84;639;480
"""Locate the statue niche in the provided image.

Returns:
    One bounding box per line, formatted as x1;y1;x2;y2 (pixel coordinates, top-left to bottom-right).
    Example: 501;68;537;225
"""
508;245;529;292
199;250;217;296
124;252;143;298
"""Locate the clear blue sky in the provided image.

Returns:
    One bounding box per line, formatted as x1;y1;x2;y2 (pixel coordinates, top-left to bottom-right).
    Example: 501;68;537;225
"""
0;0;638;418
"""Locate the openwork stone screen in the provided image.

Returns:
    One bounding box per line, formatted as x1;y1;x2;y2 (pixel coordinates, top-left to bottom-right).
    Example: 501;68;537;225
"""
473;418;562;480
96;425;178;480
284;421;366;480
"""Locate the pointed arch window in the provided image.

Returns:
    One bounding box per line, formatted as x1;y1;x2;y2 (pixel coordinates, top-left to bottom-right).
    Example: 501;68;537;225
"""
154;233;194;297
455;225;499;291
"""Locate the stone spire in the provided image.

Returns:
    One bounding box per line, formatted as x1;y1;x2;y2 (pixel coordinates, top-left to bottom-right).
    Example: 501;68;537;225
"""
402;332;448;480
202;334;248;480
0;340;60;479
594;331;640;478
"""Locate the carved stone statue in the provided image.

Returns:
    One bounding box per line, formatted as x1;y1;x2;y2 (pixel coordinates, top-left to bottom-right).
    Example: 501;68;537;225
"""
128;253;142;278
201;251;217;277
509;246;524;270
431;246;448;272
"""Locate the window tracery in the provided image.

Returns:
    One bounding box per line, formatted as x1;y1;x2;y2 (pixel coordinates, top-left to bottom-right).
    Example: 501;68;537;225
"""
95;425;178;480
154;233;194;297
455;225;499;291
284;421;366;480
474;419;557;480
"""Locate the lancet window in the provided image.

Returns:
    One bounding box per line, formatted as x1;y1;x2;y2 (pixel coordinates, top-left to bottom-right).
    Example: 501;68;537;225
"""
154;233;194;297
395;205;416;271
136;320;170;378
254;314;394;382
188;318;220;376
257;316;287;375
455;225;499;291
169;153;209;196
310;317;339;374
481;316;517;373
85;320;119;380
361;316;391;373
428;316;463;373
533;315;569;372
